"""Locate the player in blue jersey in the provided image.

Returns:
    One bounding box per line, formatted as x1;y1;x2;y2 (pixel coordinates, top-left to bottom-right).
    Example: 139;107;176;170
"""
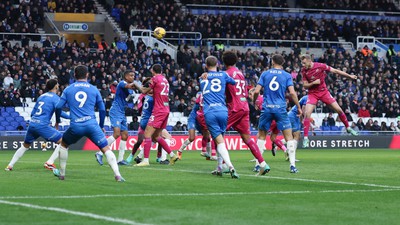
176;92;215;160
200;56;239;178
52;65;124;182
253;54;302;173
5;79;63;171
95;70;138;166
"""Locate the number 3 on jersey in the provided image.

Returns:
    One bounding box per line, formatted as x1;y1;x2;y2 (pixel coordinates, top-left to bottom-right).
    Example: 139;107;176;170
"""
202;78;221;94
75;91;87;107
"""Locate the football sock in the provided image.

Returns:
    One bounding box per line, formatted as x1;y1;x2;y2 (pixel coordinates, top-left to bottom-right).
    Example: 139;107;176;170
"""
104;150;121;177
157;145;162;158
339;113;349;128
143;138;152;159
138;148;144;158
179;139;191;152
46;144;60;164
162;139;170;160
8;145;29;167
274;139;287;152
157;137;172;154
201;137;208;153
107;136;116;145
245;139;265;164
96;151;103;156
211;141;217;156
257;139;266;155
118;140;126;162
303;118;310;137
217;143;233;168
58;145;68;176
287;140;298;167
206;141;212;156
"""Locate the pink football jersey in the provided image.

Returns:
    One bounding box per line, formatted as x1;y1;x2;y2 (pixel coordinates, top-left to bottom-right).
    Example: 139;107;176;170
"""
301;62;331;93
225;67;249;112
150;74;170;113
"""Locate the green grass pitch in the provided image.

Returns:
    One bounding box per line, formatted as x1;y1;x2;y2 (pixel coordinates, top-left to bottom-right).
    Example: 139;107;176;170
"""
0;149;399;225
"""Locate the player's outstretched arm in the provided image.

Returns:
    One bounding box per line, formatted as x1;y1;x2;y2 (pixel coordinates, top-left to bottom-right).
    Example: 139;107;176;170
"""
330;67;357;80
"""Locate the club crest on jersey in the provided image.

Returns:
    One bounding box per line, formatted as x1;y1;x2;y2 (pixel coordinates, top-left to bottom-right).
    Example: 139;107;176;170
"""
311;75;315;80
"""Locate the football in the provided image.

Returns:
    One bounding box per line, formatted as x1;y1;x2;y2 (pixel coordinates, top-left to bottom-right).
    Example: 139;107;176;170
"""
153;27;166;39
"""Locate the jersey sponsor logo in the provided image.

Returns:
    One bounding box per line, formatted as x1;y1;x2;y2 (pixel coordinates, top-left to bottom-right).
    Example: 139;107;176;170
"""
75;116;92;122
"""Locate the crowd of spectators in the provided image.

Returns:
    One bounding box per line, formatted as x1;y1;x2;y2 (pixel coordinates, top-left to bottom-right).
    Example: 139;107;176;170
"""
106;0;400;48
1;31;400;131
298;0;399;12
0;0;96;39
180;0;288;8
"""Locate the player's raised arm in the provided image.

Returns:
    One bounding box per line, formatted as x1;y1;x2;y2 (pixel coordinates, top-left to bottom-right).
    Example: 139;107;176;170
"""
330;67;357;80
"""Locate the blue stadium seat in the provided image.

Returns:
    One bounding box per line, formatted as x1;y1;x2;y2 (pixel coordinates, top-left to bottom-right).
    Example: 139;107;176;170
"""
0;126;5;131
5;126;15;131
10;121;19;128
166;125;173;131
15;116;25;122
330;126;340;131
5;107;15;113
321;126;330;131
0;121;9;127
11;112;19;117
1;112;10;117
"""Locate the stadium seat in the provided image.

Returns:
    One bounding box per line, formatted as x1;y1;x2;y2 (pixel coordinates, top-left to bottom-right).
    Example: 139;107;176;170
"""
10;121;19;128
5;126;14;131
1;112;10;117
166;125;173;131
15;116;25;122
5;107;15;113
0;126;5;131
321;126;330;131
0;121;9;127
11;112;19;117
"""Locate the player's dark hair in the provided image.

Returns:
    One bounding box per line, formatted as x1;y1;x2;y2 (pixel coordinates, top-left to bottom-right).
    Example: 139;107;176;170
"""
222;51;237;67
45;79;58;91
206;56;218;67
142;77;151;88
74;65;88;80
123;70;134;80
152;64;162;74
272;54;285;66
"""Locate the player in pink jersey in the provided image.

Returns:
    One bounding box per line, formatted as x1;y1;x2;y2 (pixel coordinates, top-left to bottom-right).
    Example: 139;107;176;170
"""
136;64;178;166
223;51;270;175
300;54;358;148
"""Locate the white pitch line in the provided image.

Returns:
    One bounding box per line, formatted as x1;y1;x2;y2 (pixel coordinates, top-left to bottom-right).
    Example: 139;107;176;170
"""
0;188;399;200
0;200;151;225
132;167;400;189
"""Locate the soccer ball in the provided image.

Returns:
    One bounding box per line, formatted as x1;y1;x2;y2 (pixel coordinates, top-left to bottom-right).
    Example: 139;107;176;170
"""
153;27;166;39
41;142;47;152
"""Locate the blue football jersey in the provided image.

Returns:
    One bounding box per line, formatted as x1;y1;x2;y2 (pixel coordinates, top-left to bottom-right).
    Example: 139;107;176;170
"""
141;95;154;121
110;81;133;114
57;81;105;124
257;68;293;113
200;71;235;114
290;95;308;115
30;92;60;125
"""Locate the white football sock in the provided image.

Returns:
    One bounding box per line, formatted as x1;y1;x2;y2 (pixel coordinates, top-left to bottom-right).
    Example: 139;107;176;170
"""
217;143;233;169
256;139;266;166
107;136;116;146
104;150;121;177
8;145;29;167
179;139;191;152
287;140;298;167
46;144;60;165
118;140;126;162
58;145;68;176
138;148;144;158
206;141;212;156
96;151;103;156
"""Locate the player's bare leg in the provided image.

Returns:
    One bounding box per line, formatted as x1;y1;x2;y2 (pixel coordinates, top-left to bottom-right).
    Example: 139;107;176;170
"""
302;103;316;148
177;129;196;160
